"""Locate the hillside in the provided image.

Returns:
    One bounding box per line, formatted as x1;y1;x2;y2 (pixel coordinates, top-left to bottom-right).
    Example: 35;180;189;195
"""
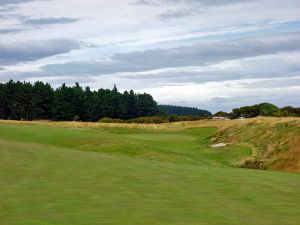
2;117;299;172
159;105;212;117
213;117;300;172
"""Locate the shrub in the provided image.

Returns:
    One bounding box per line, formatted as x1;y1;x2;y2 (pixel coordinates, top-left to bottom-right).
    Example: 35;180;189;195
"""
168;114;179;122
98;117;124;123
127;116;168;124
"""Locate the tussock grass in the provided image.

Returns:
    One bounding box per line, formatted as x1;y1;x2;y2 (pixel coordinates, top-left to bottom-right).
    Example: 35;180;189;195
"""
213;118;300;172
1;116;300;130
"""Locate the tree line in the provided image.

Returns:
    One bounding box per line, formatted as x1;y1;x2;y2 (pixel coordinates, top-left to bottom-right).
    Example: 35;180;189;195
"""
159;105;212;117
214;103;300;119
0;80;160;121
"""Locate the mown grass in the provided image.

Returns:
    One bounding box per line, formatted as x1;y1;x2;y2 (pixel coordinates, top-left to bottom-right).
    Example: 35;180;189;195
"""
0;123;250;166
0;121;300;225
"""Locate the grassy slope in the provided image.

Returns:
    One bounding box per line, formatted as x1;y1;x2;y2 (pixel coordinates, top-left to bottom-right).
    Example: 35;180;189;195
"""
214;119;300;172
0;123;251;166
1;121;300;224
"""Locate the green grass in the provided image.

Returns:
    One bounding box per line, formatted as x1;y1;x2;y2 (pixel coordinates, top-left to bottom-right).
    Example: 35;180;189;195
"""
214;120;300;170
0;123;300;225
0;123;249;166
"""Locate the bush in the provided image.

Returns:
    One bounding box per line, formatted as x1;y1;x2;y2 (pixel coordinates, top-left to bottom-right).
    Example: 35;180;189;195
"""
127;116;168;124
98;117;124;123
168;114;179;122
168;115;205;122
98;115;206;124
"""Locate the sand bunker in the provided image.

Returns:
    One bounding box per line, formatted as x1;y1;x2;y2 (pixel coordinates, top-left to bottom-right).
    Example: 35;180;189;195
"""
210;143;227;148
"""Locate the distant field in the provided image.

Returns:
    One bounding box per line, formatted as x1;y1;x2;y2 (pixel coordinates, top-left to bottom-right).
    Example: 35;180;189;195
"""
0;119;300;224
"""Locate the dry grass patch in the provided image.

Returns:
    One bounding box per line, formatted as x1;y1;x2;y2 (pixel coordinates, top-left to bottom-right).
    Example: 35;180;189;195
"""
213;118;300;172
1;117;300;131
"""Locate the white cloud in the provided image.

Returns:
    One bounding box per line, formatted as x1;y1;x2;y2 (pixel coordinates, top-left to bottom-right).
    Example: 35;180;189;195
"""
138;77;300;112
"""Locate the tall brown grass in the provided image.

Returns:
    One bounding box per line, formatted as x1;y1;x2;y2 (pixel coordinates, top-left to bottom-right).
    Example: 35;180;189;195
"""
1;117;300;130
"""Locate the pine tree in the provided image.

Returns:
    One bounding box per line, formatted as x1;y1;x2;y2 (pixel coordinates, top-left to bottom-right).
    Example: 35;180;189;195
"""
33;81;54;119
123;90;138;119
72;82;85;121
0;83;7;119
110;85;124;119
0;81;163;121
137;93;159;117
52;84;75;121
83;86;95;121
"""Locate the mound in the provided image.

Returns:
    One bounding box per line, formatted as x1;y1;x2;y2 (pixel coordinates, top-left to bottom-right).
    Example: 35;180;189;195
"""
214;119;300;172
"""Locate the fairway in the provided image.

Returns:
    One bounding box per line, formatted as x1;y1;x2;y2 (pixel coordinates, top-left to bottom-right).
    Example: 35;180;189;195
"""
1;122;300;225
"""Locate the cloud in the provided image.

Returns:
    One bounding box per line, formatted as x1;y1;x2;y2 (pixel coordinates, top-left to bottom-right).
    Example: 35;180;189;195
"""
0;39;81;66
138;76;300;112
0;28;24;34
0;0;298;111
134;0;259;7
159;9;197;20
113;31;300;69
25;32;300;77
0;0;32;6
0;5;17;11
135;0;262;21
23;17;79;26
0;0;47;6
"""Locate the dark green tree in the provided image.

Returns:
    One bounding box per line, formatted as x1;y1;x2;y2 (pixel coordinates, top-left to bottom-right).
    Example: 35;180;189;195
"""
32;81;54;119
123;90;138;119
83;86;95;121
52;84;75;121
72;82;85;121
137;93;159;117
110;85;124;119
0;83;7;119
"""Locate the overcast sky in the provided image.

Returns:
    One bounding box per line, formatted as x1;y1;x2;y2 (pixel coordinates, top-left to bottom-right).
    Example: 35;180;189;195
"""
0;0;299;112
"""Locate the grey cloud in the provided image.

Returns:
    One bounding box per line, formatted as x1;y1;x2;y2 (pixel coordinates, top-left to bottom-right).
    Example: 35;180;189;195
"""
134;0;259;6
110;32;300;70
8;32;300;80
0;28;24;34
119;62;300;85
159;9;195;20
134;0;152;5
0;5;17;11
23;17;79;26
136;0;260;19
0;0;33;6
0;39;81;66
0;0;48;6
